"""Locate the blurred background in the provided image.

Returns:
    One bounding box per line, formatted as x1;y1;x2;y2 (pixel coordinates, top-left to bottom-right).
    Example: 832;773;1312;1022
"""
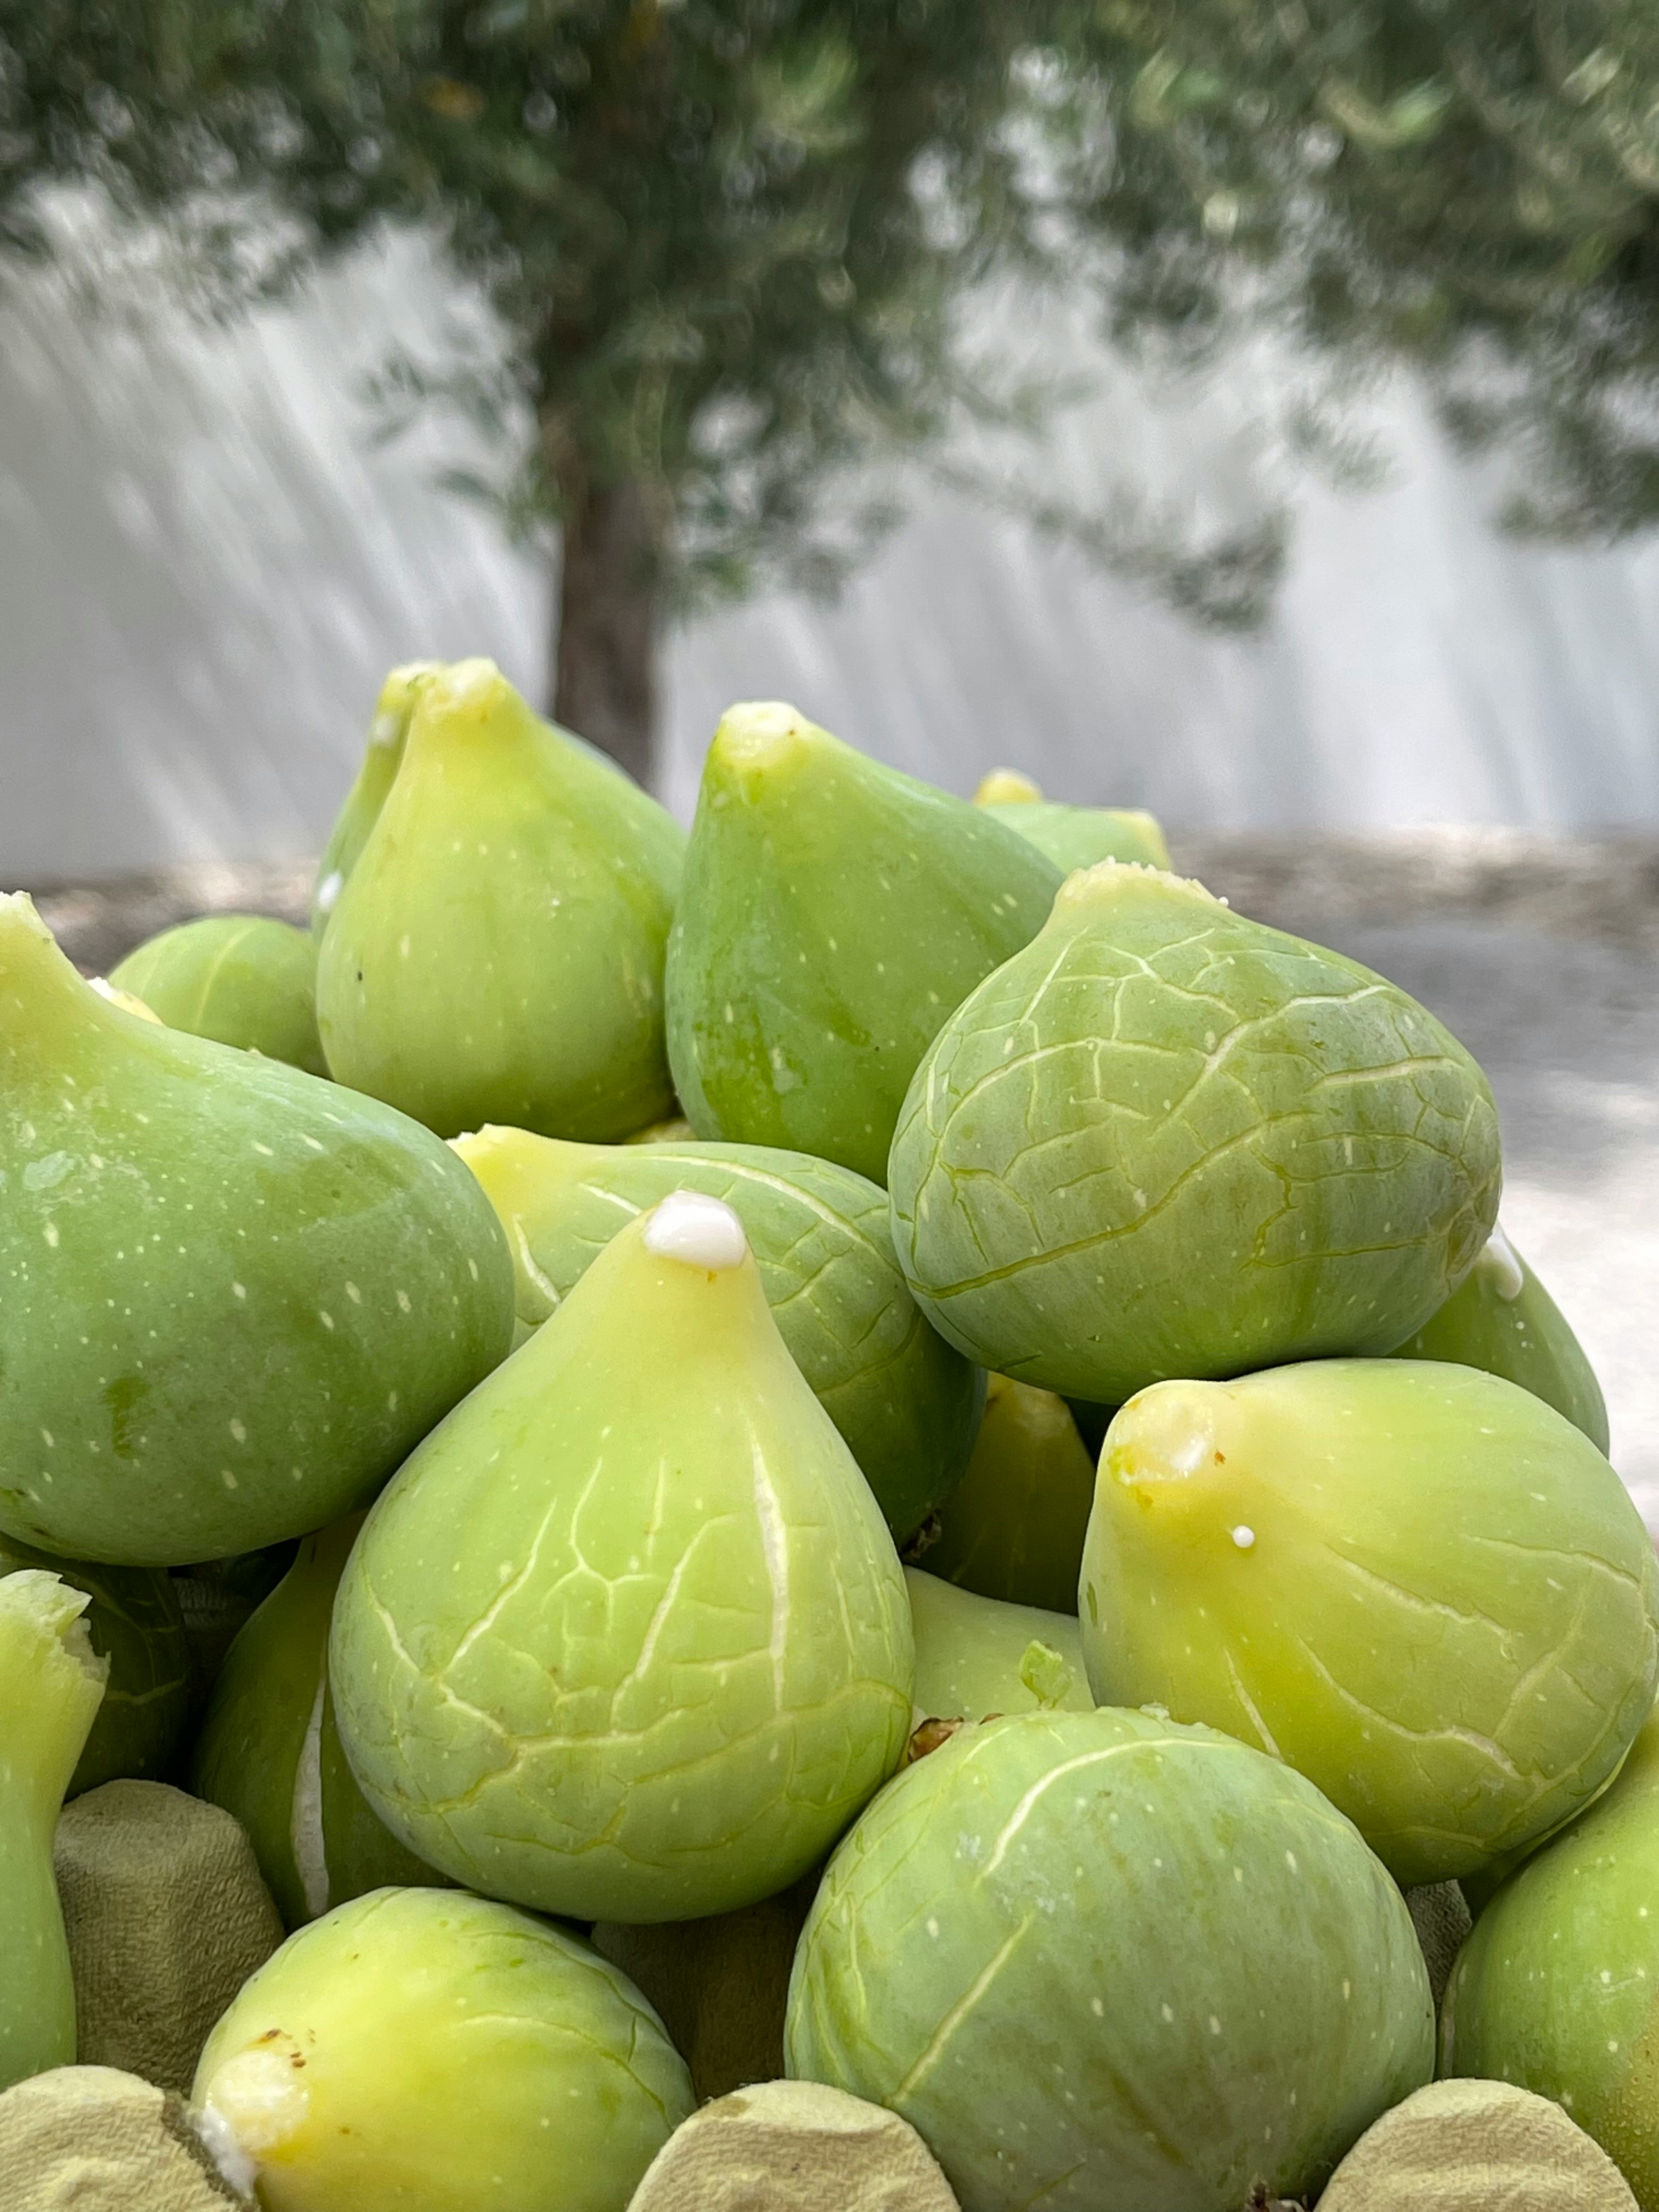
1;3;1656;1508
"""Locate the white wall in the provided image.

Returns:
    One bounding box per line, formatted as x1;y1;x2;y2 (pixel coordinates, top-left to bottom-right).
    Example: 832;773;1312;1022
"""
2;222;1657;878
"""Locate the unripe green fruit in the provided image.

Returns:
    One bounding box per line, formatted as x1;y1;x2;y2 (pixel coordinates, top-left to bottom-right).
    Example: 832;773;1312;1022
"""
1390;1223;1608;1452
1441;1711;1659;2207
1079;1359;1659;1884
918;1373;1094;1613
889;861;1500;1404
0;891;515;1566
905;1569;1090;1721
453;1124;980;1543
666;702;1062;1184
972;770;1172;873
194;1888;692;2212
0;1536;187;1798
786;1708;1433;2212
317;658;684;1142
190;1517;442;1928
110;917;324;1077
331;1193;913;1923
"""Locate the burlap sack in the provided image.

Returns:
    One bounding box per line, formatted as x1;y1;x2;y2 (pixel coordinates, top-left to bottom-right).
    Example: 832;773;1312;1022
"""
628;2079;958;2211
1319;2078;1638;2211
54;1782;284;2094
1404;1880;1474;2010
0;2065;251;2209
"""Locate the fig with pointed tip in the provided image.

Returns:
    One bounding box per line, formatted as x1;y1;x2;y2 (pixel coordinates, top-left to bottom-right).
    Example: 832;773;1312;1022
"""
452;1124;980;1543
317;658;685;1141
111;916;325;1076
331;1191;914;1923
918;1373;1094;1613
194;1887;693;2212
666;702;1062;1184
310;661;441;934
905;1568;1090;1722
1079;1359;1659;1886
0;891;514;1566
1440;1709;1659;2205
0;1570;109;2089
785;1708;1434;2212
972;769;1172;872
1390;1222;1609;1451
191;1517;442;1929
0;1536;188;1797
889;860;1502;1404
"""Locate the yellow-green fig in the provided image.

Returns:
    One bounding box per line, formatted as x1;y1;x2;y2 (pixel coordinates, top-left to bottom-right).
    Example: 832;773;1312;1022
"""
0;1570;108;2089
889;861;1502;1405
1390;1223;1609;1452
331;1192;915;1923
666;702;1062;1184
317;658;685;1141
1440;1711;1659;2205
905;1568;1090;1722
452;1124;980;1542
0;1536;187;1799
310;662;440;934
917;1373;1095;1613
110;916;325;1077
193;1887;693;2212
972;769;1172;873
1079;1359;1659;1886
0;892;514;1566
191;1518;442;1928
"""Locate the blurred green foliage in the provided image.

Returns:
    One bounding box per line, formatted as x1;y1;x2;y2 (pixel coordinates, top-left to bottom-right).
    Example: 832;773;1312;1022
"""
2;2;1657;757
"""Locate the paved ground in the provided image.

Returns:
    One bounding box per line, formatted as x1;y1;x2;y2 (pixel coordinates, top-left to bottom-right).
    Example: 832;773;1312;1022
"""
23;828;1659;1524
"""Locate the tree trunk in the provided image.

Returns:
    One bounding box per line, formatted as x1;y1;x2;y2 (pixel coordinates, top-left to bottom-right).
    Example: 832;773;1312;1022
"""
552;477;659;790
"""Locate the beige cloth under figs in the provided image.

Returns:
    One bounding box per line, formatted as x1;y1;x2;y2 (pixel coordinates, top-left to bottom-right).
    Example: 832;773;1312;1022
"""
0;2066;251;2209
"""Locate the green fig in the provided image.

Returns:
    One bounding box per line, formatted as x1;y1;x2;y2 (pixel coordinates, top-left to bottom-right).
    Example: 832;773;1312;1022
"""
905;1567;1090;1722
1440;1710;1659;2204
111;916;325;1077
331;1192;915;1923
916;1373;1094;1613
785;1708;1434;2212
0;891;514;1566
194;1887;693;2212
310;661;440;934
452;1124;981;1543
191;1517;443;1928
0;1570;108;2089
0;1536;187;1798
1389;1223;1609;1452
665;702;1063;1184
1079;1359;1659;1886
973;768;1172;873
889;861;1502;1404
316;658;685;1141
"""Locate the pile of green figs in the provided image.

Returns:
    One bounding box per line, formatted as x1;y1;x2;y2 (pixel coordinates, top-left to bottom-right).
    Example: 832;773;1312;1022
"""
1;657;1654;2212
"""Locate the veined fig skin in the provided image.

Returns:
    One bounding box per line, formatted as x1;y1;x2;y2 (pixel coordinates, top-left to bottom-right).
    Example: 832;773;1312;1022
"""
110;916;325;1078
888;862;1501;1405
1390;1223;1609;1453
1080;1360;1659;1886
666;701;1062;1186
1440;1711;1659;2207
0;1537;188;1799
452;1124;981;1543
331;1197;915;1925
317;658;684;1143
0;1571;108;2090
0;893;516;1567
785;1708;1434;2212
905;1568;1090;1722
191;1517;443;1929
193;1887;693;2212
919;1373;1094;1613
